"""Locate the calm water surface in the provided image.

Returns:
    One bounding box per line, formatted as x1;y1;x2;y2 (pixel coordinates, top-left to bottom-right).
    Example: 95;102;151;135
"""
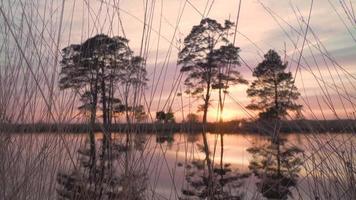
2;132;354;199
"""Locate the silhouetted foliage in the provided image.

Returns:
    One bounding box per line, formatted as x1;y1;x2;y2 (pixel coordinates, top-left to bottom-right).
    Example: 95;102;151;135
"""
180;159;248;200
246;49;301;120
156;110;175;123
156;133;174;145
178;18;247;198
57;34;148;200
110;98;125;123
178;18;247;124
247;138;303;199
186;113;200;123
132;105;147;122
57;137;148;200
77;91;95;118
56;141;121;200
156;111;165;122
117;55;147;123
59;34;147;125
246;50;304;199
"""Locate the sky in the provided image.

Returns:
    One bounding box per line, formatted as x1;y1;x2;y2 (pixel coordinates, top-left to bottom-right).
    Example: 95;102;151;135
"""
1;0;356;122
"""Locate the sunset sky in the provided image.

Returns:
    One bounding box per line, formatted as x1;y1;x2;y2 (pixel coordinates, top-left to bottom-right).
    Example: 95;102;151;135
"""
2;0;356;122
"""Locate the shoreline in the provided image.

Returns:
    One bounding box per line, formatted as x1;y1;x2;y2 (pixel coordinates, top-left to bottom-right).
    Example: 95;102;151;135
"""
1;119;355;134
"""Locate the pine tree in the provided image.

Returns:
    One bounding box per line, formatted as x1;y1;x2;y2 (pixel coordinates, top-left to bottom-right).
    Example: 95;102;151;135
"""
155;110;175;123
246;49;303;199
58;34;148;200
117;56;147;124
246;49;301;120
179;19;246;198
179;18;246;124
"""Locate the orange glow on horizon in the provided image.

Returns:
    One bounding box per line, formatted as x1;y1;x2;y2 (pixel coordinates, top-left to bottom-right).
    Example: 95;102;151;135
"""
208;108;246;122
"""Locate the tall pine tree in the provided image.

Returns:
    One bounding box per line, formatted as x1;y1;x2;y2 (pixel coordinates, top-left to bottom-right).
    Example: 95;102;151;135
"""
246;49;303;200
179;18;246;198
179;18;246;124
246;49;301;120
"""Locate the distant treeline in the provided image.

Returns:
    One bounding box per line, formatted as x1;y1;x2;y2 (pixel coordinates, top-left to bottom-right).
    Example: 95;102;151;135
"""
1;119;355;134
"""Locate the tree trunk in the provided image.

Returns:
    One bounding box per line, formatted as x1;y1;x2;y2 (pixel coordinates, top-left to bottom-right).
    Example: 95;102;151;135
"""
100;67;113;184
202;80;211;124
218;75;224;123
202;79;214;199
101;78;108;127
108;76;114;125
220;133;224;173
101;73;111;154
274;78;279;119
277;137;281;176
125;83;130;124
273;78;281;176
98;135;107;200
89;80;98;177
100;68;110;141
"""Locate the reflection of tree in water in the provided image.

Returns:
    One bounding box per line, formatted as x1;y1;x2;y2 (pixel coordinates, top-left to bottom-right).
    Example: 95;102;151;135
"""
245;49;304;199
180;134;249;200
117;133;148;199
56;135;148;200
56;135;120;199
180;159;248;199
247;136;303;200
56;33;149;199
129;133;148;151
187;133;200;144
156;133;175;149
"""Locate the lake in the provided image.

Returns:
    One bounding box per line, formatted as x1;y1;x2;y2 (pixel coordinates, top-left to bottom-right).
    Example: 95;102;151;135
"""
1;132;355;199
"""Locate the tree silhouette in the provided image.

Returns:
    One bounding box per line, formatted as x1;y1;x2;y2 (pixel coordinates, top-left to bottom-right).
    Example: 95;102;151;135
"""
246;49;303;199
179;18;246;124
59;34;131;175
58;34;147;200
186;113;200;123
77;91;96;119
56;141;122;200
155;110;175;123
247;138;303;199
110;98;125;123
180;158;249;200
132;105;147;122
59;34;145;125
246;49;301;120
116;55;147;123
179;18;246;198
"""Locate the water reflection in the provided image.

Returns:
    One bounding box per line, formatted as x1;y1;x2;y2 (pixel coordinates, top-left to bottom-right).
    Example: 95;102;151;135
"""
247;135;303;199
5;132;352;199
56;133;148;200
156;133;175;147
180;133;250;200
